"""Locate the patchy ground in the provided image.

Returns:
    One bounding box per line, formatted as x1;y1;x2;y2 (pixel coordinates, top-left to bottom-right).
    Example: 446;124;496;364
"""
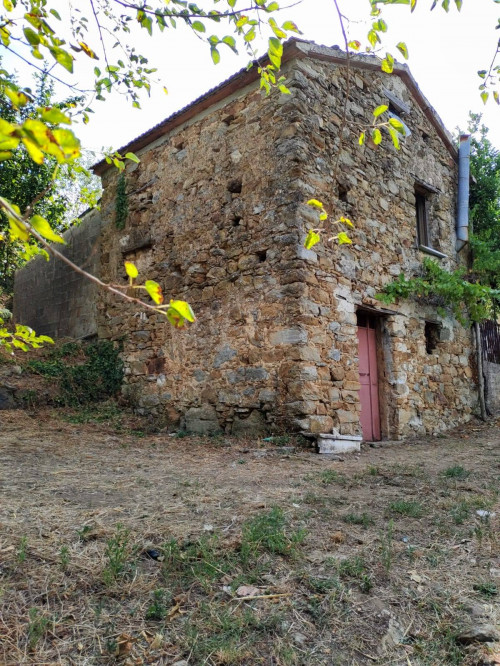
0;407;499;666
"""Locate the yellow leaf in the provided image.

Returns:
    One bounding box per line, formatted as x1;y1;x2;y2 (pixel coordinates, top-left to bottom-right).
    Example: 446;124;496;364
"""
30;214;65;243
79;41;97;59
319;211;328;221
337;232;352;245
169;300;195;323
21;137;45;164
124;261;138;279
373;104;388;118
306;199;324;209
145;280;163;305
339;216;354;228
9;218;29;241
304;229;320;250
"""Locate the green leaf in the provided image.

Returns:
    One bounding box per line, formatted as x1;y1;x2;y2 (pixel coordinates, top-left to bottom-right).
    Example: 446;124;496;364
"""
389;117;405;133
210;46;220;64
52;48;74;73
304;230;320;250
125;152;140;163
372;128;382;145
373;104;388;118
359;132;366;146
282;20;300;33
481;91;489;104
388;126;400;150
396;41;409;59
192;21;206;32
30;214;65;243
3;0;13;11
381;53;394;73
367;29;379;48
348;40;361;51
222;35;236;50
4;87;30;108
40;106;71;125
23;27;40;46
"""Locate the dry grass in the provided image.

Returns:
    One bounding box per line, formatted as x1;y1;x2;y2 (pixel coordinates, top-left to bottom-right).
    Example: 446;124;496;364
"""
0;407;499;665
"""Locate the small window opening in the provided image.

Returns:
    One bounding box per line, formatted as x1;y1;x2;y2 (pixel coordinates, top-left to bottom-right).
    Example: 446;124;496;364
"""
173;140;184;150
415;188;430;248
222;114;235;126
256;250;267;263
425;321;441;354
338;184;349;203
232;215;242;227
228;179;242;194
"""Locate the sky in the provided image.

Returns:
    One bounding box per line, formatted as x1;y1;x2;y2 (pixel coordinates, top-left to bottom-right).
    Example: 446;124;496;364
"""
4;0;500;156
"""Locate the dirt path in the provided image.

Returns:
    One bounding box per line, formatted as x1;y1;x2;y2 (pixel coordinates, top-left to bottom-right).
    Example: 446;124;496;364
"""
1;408;499;665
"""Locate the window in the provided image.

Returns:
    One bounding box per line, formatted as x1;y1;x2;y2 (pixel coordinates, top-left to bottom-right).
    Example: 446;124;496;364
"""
415;189;429;248
424;321;441;354
414;182;447;259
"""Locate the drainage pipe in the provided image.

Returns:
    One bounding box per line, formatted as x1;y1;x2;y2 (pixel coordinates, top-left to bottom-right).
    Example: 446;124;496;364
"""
456;134;471;252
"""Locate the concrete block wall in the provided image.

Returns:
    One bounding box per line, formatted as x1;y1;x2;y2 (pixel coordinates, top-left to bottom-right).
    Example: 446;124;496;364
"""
13;208;103;340
484;361;500;415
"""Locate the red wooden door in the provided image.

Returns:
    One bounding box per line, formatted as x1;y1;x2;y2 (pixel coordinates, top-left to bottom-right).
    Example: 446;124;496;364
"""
357;314;381;441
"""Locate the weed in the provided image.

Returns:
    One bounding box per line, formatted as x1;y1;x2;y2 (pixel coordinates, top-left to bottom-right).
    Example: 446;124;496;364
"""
76;524;94;541
241;507;306;560
380;519;394;574
450;501;470;525
389;499;425;518
342;512;374;528
145;588;171;620
368;465;380;476
174;430;189;438
27;608;50;649
443;465;470;480
307;575;342;594
102;524;132;586
473;581;498;598
338;556;366;578
59;546;70;570
17;536;27;563
318;469;344;485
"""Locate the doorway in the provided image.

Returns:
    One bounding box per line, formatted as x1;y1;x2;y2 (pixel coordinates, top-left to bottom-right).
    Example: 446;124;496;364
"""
357;311;381;441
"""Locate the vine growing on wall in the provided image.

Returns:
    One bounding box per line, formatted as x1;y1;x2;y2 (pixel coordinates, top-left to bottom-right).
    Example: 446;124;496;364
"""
377;258;499;324
115;173;128;230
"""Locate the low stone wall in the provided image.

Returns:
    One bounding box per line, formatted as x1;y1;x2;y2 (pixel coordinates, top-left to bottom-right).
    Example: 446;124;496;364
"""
13;209;103;340
484;361;500;415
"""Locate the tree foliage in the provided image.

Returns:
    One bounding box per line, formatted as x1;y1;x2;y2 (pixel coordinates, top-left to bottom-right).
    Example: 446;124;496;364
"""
0;70;70;294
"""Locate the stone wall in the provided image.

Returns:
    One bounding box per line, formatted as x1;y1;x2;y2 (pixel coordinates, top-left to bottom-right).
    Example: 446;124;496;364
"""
13;208;103;340
97;45;477;437
288;55;477;438
484;361;500;415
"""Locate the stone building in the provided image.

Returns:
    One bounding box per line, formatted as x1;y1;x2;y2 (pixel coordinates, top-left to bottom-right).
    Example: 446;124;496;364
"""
90;39;478;442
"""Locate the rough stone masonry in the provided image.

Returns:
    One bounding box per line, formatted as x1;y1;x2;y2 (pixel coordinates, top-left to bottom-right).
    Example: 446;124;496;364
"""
93;39;477;439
